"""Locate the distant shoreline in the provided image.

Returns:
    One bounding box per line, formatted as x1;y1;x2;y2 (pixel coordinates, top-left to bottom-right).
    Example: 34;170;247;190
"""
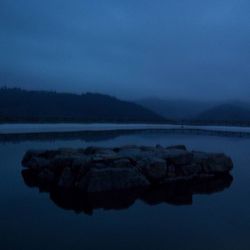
1;120;250;127
0;123;182;134
1;123;250;137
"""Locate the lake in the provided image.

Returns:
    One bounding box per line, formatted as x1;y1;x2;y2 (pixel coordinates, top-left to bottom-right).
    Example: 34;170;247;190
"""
1;129;250;250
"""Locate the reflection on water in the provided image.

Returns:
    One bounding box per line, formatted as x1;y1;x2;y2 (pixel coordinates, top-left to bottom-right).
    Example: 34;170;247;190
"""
1;127;250;144
2;131;250;250
22;169;233;215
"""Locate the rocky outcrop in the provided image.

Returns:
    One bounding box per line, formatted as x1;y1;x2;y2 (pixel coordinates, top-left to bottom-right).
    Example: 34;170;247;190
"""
22;145;233;193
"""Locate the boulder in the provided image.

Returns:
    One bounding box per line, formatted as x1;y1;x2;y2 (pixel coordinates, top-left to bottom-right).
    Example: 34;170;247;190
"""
117;148;143;159
166;145;187;150
22;156;51;170
58;167;76;189
71;156;89;171
181;163;203;176
21;145;233;193
50;156;74;172
140;146;156;152
136;158;167;182
193;151;233;174
112;159;133;168
164;149;193;166
37;168;55;184
78;167;150;193
84;146;102;155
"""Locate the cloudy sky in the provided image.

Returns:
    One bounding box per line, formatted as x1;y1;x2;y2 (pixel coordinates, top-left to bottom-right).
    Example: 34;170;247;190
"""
1;0;249;100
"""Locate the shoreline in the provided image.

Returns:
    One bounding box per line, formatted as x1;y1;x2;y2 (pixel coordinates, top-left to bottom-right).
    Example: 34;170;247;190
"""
1;123;250;136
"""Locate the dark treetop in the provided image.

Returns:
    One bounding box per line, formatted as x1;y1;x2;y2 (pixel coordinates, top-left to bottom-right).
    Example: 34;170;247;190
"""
0;88;165;123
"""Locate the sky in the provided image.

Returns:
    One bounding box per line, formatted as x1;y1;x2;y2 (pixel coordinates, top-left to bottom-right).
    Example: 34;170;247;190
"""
0;0;249;101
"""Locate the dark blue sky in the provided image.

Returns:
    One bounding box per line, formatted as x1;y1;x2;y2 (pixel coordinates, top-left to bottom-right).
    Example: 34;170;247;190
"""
1;0;249;100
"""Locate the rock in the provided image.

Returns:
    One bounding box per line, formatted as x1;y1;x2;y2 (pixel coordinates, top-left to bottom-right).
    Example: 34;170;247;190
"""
21;145;233;193
193;151;233;174
22;156;50;170
136;158;167;182
71;156;89;171
50;156;74;171
166;145;187;150
57;148;78;156
84;146;102;155
119;145;140;150
181;163;202;176
140;146;155;152
112;159;132;168
166;164;177;178
117;148;143;159
22;150;54;167
58;167;75;189
90;152;118;162
207;154;233;173
164;149;193;166
37;168;55;184
78;167;150;193
22;150;41;166
35;150;59;159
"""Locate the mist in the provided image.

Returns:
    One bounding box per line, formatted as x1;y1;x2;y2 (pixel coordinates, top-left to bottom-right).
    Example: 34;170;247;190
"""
1;0;249;101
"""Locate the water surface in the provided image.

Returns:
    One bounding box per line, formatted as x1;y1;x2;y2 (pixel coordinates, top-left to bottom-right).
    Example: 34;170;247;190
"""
1;123;250;134
1;131;250;250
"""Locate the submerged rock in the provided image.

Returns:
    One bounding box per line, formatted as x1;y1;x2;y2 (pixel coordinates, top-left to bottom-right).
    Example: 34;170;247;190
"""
22;145;233;193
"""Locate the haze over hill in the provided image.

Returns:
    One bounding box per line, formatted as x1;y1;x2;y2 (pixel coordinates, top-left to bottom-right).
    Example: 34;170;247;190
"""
0;88;165;123
137;98;250;125
136;98;216;120
1;0;249;101
195;102;250;123
2;88;250;125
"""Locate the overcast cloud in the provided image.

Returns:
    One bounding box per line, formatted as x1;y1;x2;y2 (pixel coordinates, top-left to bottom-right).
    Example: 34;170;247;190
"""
0;0;250;100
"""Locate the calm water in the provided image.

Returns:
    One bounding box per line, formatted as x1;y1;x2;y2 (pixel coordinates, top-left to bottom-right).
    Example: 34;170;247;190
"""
1;131;250;250
2;123;250;134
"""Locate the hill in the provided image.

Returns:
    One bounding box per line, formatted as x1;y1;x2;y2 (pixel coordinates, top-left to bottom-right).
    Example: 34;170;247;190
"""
136;98;214;120
0;88;166;123
194;102;250;124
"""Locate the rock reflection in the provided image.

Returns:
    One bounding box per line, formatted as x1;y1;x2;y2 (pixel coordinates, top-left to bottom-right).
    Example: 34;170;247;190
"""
22;169;233;215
